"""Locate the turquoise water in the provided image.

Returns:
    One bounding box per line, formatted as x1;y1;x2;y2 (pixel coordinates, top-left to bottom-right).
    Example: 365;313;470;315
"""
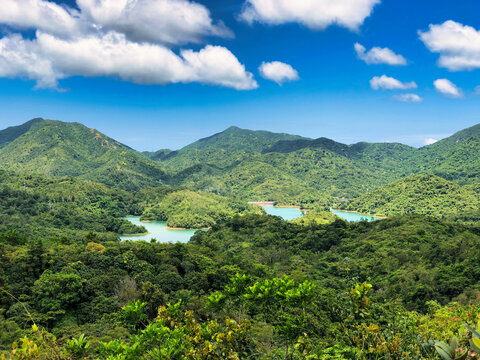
120;217;199;243
263;205;380;222
263;206;304;220
330;208;380;222
120;206;381;242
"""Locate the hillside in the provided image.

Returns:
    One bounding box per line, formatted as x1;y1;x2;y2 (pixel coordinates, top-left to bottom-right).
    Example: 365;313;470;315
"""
0;170;145;240
165;136;417;204
339;174;480;221
0;119;166;191
140;188;264;228
0;118;43;148
159;126;308;170
159;123;480;205
412;123;480;184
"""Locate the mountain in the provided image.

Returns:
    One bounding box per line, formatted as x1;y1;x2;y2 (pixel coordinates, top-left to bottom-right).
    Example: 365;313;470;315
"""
0;118;44;148
412;123;480;184
157;128;418;204
0;119;166;191
339;174;480;221
1;119;479;207
160;126;308;170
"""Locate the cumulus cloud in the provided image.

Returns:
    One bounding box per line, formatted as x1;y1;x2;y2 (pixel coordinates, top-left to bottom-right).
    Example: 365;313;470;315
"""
0;32;258;90
424;138;438;145
0;0;259;90
259;61;299;85
392;93;423;102
433;79;463;98
419;20;480;71
0;0;81;37
354;43;407;65
370;75;417;90
240;0;380;30
77;0;232;45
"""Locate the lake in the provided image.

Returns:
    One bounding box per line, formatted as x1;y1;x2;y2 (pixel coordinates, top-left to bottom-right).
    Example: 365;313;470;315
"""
120;207;381;243
330;208;380;222
120;217;198;243
262;206;304;220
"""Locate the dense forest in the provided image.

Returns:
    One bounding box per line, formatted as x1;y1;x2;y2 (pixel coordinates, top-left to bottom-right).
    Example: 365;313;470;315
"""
339;175;480;222
139;188;264;228
1;215;480;358
0;119;479;359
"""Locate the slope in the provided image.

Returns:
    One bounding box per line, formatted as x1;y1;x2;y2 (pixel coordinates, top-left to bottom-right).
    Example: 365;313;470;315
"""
339;174;480;221
0;119;166;191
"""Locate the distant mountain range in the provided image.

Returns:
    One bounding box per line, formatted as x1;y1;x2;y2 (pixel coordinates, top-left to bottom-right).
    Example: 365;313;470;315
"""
1;118;479;207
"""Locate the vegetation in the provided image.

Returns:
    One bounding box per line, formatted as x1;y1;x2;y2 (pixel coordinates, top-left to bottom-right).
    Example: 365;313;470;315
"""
0;119;166;192
340;175;480;222
0;170;145;240
0;119;480;358
140;188;264;228
1;214;480;358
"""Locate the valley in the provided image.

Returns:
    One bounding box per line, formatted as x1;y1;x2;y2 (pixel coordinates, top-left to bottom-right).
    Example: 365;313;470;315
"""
0;118;479;359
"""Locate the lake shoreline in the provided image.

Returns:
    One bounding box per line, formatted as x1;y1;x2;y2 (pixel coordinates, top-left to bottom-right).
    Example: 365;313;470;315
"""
331;208;388;219
166;226;211;230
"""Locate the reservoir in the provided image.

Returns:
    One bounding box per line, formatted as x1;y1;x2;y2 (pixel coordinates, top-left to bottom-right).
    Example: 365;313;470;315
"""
120;207;381;242
330;208;380;222
120;217;198;243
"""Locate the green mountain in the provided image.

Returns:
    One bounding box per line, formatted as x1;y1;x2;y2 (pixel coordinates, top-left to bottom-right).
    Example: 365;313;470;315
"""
0;119;166;191
1;119;479;208
159;128;418;204
0;118;43;148
157;123;480;206
160;126;308;170
412;123;480;184
339;174;480;221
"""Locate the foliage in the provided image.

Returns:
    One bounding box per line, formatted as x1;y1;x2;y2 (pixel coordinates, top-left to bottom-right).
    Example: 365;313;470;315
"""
0;119;166;192
141;189;264;228
340;175;480;222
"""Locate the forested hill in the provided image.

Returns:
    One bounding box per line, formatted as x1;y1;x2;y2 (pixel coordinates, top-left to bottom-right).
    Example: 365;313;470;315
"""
1;119;479;206
339;174;480;222
0;119;166;191
0;170;145;240
152;125;308;170
0;118;43;148
412;123;480;184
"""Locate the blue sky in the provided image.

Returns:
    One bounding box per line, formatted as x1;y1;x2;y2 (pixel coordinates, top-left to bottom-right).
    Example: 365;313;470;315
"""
0;0;479;150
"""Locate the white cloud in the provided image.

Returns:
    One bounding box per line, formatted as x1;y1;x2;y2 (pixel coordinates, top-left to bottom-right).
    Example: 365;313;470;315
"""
0;0;81;37
354;43;407;65
393;93;423;103
0;0;259;90
419;20;480;71
240;0;380;30
0;32;258;90
424;138;438;145
77;0;232;45
433;79;463;98
0;0;231;46
370;75;417;90
258;61;299;85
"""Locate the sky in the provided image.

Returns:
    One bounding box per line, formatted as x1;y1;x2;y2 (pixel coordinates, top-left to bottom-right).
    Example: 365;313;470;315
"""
0;0;480;151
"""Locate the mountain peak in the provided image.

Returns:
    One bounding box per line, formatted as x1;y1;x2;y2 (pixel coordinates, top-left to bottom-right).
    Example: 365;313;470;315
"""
0;117;45;148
